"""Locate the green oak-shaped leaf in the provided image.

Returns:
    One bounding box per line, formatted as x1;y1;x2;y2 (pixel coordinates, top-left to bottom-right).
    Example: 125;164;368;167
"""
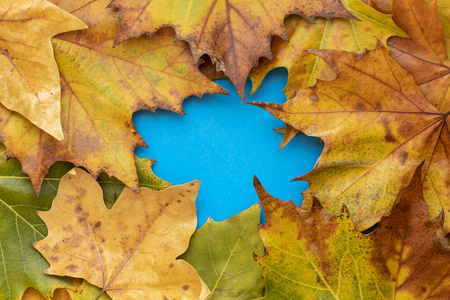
180;204;264;299
0;147;170;299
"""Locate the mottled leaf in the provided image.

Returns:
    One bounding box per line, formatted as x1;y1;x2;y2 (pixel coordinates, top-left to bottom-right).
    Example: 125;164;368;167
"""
0;0;225;195
388;0;450;113
180;204;264;299
0;0;86;140
33;168;208;299
0;150;169;300
386;0;450;230
253;167;450;299
253;45;450;233
249;0;406;98
109;0;354;99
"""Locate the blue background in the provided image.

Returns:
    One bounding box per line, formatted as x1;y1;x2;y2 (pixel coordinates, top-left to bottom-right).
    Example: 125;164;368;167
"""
133;69;324;227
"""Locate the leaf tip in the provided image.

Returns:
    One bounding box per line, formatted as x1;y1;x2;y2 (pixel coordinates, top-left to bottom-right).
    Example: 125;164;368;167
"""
67;169;78;176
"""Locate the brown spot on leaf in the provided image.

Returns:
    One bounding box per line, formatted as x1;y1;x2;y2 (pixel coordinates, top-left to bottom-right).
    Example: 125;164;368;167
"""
75;204;83;213
94;221;102;229
66;264;78;272
63;225;73;231
382;117;397;143
182;285;190;291
399;151;408;164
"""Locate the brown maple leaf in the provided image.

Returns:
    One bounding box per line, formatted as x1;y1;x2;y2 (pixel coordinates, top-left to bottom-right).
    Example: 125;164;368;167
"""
254;165;450;298
0;0;225;195
108;0;354;99
387;0;450;114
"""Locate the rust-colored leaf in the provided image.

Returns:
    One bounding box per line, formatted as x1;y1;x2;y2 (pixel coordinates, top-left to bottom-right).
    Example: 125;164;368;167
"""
439;0;450;58
254;167;450;298
33;168;209;299
0;0;225;195
0;0;86;140
253;44;450;233
388;0;450;113
109;0;354;98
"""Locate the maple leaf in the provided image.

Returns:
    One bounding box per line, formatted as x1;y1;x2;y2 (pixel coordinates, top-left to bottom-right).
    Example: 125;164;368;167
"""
108;0;354;99
253;166;450;299
252;44;450;233
249;0;406;99
0;148;169;300
365;0;450;58
387;0;450;114
383;0;450;231
33;168;208;299
0;0;87;140
180;204;265;299
0;0;225;195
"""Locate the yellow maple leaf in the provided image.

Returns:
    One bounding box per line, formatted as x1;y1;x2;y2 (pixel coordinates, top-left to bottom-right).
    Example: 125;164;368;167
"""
0;0;86;140
33;168;209;300
249;0;407;98
0;0;225;195
254;44;450;233
108;0;354;98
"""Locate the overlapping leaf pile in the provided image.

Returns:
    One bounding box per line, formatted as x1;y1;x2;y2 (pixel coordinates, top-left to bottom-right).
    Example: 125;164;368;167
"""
0;0;449;299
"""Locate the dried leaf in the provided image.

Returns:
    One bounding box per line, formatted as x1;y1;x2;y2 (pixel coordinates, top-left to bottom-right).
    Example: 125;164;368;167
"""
0;0;225;195
253;45;450;233
439;0;450;57
33;168;208;299
180;204;264;299
109;0;354;99
384;0;450;231
274;125;302;151
253;166;450;298
388;0;450;113
0;150;169;300
249;0;407;98
0;0;86;140
366;0;450;58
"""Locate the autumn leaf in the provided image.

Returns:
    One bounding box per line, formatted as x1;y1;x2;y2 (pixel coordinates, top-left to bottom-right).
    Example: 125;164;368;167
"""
387;0;450;114
365;0;450;58
0;159;77;300
108;0;354;99
0;0;86;140
253;166;450;299
439;0;450;57
180;204;265;299
0;148;169;300
273;125;302;151
252;44;450;233
0;0;225;195
249;0;407;99
33;168;208;300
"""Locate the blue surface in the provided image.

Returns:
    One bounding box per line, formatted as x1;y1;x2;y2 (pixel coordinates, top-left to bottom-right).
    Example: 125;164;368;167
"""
133;68;324;227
